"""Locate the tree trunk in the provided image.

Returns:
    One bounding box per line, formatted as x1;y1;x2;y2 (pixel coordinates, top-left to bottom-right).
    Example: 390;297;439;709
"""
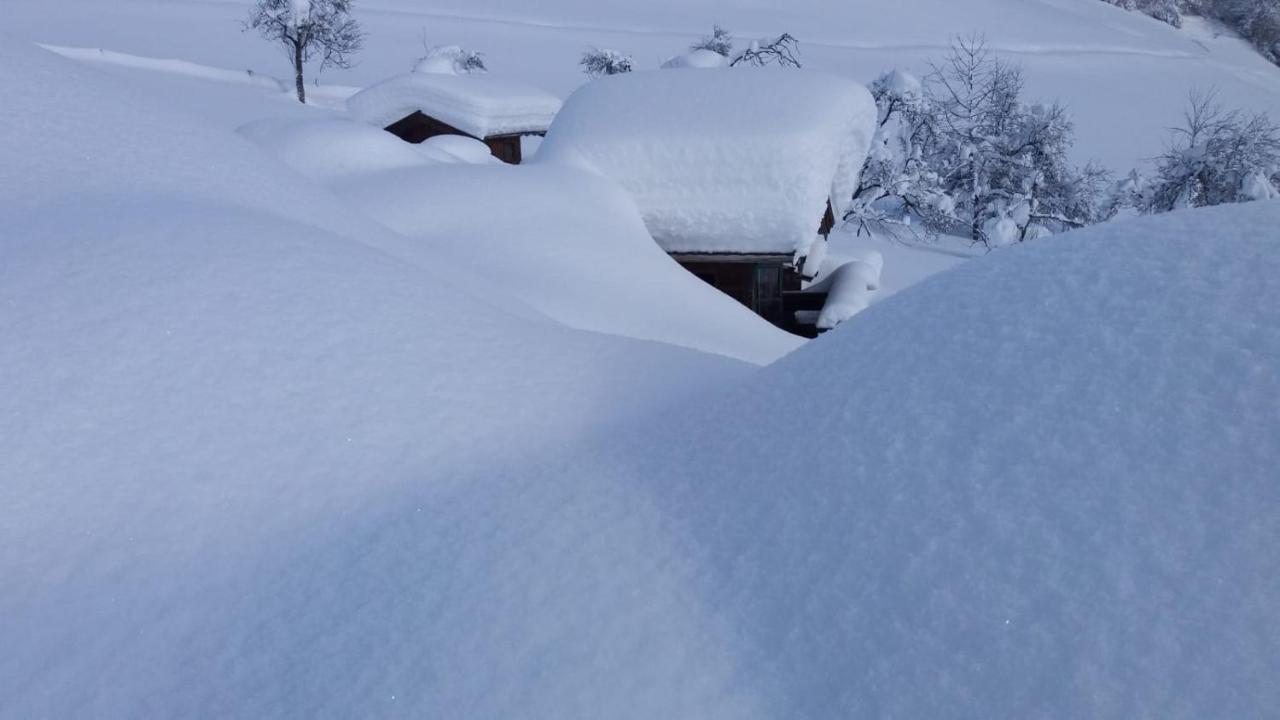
293;41;306;104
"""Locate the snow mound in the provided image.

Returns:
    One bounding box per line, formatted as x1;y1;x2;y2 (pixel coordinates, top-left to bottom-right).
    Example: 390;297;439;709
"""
418;133;500;163
346;72;562;138
237;117;432;180
537;69;877;255
660;48;728;69
619;200;1280;717
809;251;883;328
323;160;804;363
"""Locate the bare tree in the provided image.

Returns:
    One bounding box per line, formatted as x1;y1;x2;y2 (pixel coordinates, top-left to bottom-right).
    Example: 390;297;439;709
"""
730;33;802;68
245;0;363;103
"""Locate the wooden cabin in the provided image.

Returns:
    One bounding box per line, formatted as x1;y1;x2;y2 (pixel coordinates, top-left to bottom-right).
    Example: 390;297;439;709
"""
347;72;562;165
671;202;836;337
382;111;536;164
535;69;875;336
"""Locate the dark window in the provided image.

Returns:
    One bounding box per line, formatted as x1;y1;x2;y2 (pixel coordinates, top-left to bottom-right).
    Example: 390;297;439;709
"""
694;272;717;286
753;264;784;323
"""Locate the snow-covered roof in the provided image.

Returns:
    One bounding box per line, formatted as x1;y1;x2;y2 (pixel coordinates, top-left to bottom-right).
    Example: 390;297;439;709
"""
536;69;877;255
346;72;562;139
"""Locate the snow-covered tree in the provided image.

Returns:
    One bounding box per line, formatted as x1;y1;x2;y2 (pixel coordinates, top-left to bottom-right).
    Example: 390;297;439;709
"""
1101;0;1185;27
924;36;1105;246
1142;90;1280;212
1102;0;1280;66
1218;0;1280;64
729;33;802;68
580;48;633;77
415;40;486;74
245;0;362;103
690;25;735;57
845;70;954;239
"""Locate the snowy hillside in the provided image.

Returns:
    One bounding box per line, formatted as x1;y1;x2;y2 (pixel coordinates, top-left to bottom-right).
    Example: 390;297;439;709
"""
7;0;1280;172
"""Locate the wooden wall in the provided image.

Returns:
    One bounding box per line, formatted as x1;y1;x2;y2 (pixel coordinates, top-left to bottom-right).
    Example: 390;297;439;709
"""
383;111;529;164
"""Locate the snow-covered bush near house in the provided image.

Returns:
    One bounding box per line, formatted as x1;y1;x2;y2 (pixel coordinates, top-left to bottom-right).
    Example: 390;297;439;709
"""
586;200;1280;718
414;43;486;74
240;118;801;363
537;69;877;255
345;71;561;139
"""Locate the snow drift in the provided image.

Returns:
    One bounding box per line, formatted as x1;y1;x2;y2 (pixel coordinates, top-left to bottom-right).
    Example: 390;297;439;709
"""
0;41;756;719
605;200;1280;718
240;117;803;364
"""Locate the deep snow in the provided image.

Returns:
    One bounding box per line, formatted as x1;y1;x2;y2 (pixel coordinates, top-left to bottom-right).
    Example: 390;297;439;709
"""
2;0;1279;716
602;200;1280;718
0;39;758;718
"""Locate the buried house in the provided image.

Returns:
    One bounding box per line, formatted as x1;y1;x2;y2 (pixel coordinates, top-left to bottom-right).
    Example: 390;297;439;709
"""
537;68;877;334
347;72;562;164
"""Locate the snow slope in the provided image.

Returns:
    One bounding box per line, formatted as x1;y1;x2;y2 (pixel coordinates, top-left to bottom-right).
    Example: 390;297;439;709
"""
597;200;1280;718
0;41;759;718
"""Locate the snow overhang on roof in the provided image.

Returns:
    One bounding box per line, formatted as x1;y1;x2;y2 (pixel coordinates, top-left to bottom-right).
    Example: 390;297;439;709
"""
535;68;877;255
346;73;562;140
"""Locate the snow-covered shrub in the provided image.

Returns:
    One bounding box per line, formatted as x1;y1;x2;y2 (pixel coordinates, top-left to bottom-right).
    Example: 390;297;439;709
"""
243;0;363;103
1142;90;1280;212
415;43;486;75
580;48;633;78
729;33;802;68
690;25;734;57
